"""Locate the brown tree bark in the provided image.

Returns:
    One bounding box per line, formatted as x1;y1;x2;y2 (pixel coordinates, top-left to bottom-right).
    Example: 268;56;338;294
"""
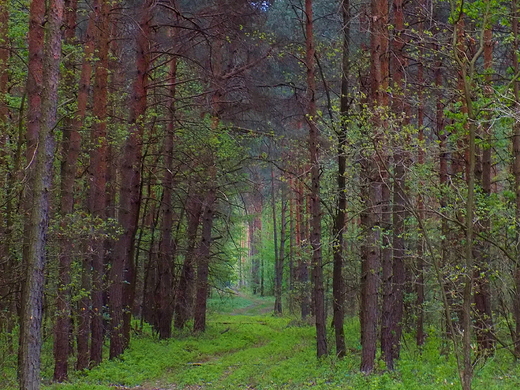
332;0;350;359
89;0;110;365
360;0;388;373
53;0;79;381
20;0;63;388
109;0;152;359
473;25;494;356
415;0;426;348
304;0;327;358
174;189;203;330
193;188;217;333
72;1;99;370
382;0;407;370
155;55;178;339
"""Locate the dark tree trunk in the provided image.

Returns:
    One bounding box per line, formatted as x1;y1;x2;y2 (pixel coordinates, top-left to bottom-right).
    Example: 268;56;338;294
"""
473;25;494;356
20;0;63;388
53;0;79;381
332;0;350;359
272;166;282;315
174;190;203;329
304;0;327;358
415;0;426;348
109;0;152;359
89;0;110;366
193;189;217;333
155;54;178;339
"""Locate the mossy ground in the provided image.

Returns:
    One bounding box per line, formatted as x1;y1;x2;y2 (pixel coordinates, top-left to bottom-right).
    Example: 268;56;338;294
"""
3;294;520;389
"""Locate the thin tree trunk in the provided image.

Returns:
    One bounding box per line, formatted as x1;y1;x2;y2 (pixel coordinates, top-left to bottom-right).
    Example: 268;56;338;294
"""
20;1;63;388
89;0;110;365
272;166;282;315
304;0;327;358
174;190;203;329
156;53;178;339
53;0;79;381
415;0;426;348
473;25;494;356
193;188;217;332
332;0;350;359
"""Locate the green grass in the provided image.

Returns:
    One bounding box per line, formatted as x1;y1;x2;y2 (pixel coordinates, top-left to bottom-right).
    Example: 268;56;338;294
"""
4;294;520;389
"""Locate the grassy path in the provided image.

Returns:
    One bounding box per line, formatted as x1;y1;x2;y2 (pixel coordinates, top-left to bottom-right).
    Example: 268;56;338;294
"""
43;293;520;390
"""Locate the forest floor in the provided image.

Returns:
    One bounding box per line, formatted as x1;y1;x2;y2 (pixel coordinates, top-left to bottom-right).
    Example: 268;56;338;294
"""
6;292;518;390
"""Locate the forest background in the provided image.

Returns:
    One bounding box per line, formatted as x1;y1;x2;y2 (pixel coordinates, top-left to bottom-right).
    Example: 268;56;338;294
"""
2;0;520;389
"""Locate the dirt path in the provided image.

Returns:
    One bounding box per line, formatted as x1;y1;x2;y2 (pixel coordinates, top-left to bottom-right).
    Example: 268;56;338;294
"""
229;292;274;316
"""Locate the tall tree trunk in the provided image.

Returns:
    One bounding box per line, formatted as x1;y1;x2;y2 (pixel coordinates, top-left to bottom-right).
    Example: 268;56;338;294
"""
415;0;426;348
20;1;63;388
109;0;152;359
193;188;217;332
304;0;327;358
332;0;350;359
53;0;79;381
360;0;388;373
155;53;178;339
174;190;203;329
473;25;494;356
72;1;98;370
89;0;110;365
272;167;282;315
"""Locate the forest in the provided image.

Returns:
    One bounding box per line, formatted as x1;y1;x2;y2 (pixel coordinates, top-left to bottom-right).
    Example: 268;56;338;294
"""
2;0;520;389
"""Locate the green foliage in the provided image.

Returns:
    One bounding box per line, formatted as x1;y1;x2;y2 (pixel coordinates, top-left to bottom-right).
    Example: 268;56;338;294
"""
3;295;508;390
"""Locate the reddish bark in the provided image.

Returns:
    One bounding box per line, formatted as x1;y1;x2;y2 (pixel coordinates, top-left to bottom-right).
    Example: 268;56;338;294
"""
53;0;79;381
89;0;111;365
360;0;388;373
156;55;178;339
110;0;152;359
20;0;63;388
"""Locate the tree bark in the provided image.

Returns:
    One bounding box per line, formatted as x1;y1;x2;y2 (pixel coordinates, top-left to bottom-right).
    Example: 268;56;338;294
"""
20;1;63;388
174;189;203;330
89;0;110;365
109;0;152;359
155;52;178;339
304;0;327;358
332;0;350;359
193;188;217;333
53;0;79;381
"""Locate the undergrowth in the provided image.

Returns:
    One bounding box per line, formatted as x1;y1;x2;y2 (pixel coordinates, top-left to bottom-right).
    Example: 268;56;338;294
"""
3;294;520;389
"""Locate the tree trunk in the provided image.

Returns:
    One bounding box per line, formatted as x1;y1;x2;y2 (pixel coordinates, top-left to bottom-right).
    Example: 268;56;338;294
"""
155;52;178;339
109;0;152;359
332;0;350;359
473;25;494;356
89;0;110;365
174;190;203;329
272;166;282;315
193;188;217;333
20;1;63;388
304;0;327;358
53;0;79;381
